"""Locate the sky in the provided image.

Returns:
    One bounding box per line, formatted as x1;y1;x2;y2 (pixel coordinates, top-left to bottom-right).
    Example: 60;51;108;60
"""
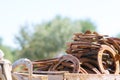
0;0;120;48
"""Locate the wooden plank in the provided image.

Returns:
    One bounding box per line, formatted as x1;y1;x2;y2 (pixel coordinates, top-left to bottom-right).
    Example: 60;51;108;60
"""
12;71;120;80
64;73;120;80
12;71;66;80
33;71;68;74
12;72;48;80
0;60;12;80
48;75;63;80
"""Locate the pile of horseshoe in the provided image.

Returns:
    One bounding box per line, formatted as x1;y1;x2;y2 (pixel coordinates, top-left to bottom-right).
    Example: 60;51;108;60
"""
32;31;120;74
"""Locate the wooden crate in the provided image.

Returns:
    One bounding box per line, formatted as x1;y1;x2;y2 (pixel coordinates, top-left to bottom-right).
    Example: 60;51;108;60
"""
12;71;120;80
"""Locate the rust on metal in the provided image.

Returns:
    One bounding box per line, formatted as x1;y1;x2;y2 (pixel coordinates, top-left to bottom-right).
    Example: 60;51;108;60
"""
66;30;120;74
12;30;120;79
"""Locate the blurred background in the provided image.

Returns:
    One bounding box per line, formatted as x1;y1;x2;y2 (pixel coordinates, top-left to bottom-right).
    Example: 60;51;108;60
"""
0;0;120;62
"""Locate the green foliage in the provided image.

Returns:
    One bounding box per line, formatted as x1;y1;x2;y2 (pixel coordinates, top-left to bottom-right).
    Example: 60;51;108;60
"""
80;19;96;33
116;33;120;38
0;46;13;61
15;25;31;49
0;37;15;62
15;16;97;60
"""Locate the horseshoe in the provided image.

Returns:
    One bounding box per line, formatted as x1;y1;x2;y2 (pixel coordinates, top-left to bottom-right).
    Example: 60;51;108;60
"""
49;54;80;73
97;45;119;74
82;63;101;74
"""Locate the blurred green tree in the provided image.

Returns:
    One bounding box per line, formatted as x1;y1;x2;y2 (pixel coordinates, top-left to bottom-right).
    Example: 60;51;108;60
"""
0;37;15;62
80;19;96;33
116;33;120;38
15;16;96;60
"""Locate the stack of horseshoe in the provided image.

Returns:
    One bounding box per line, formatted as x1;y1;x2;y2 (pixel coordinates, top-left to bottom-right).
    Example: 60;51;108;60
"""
30;31;120;74
65;30;120;74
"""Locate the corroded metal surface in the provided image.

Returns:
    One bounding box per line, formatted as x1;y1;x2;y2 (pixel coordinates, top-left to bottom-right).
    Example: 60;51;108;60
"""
12;58;33;80
98;45;119;74
66;31;120;74
12;31;120;75
49;54;80;73
11;31;120;80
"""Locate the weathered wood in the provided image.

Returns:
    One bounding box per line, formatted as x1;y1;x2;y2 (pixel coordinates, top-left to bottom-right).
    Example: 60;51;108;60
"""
64;73;120;80
12;72;120;80
12;72;48;80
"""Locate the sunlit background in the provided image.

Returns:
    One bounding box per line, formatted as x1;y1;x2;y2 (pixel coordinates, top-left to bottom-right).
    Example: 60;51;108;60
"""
0;0;120;61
